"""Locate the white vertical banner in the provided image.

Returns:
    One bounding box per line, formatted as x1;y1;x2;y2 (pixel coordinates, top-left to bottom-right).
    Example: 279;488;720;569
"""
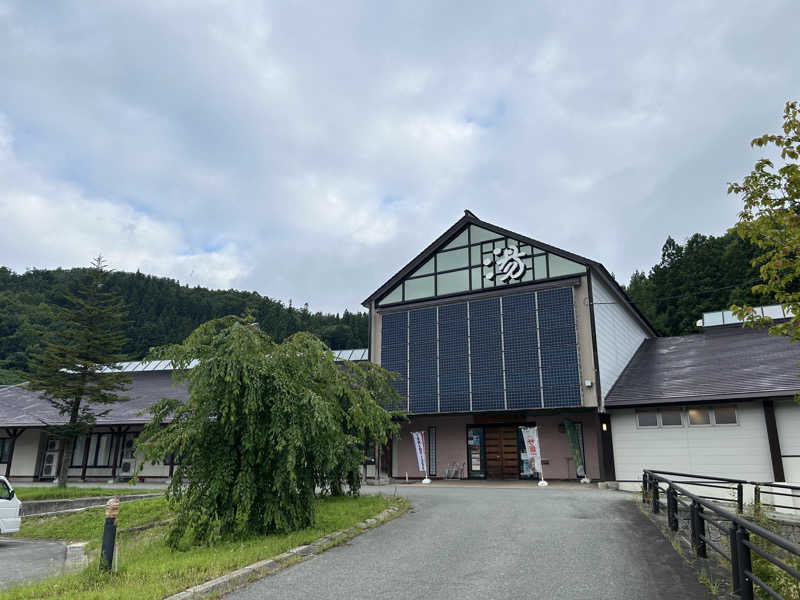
521;426;547;486
411;431;427;474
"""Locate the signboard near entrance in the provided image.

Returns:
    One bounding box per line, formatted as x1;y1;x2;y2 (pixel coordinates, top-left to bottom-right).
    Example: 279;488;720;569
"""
411;431;428;474
520;426;547;486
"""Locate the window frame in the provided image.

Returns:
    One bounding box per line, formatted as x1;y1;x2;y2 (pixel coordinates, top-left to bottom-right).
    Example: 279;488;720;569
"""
687;407;713;427
635;410;659;428
0;438;10;463
659;408;684;428
712;405;738;426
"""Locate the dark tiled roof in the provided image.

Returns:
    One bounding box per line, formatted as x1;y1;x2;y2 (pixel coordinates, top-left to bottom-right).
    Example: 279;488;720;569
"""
605;326;800;407
0;371;189;427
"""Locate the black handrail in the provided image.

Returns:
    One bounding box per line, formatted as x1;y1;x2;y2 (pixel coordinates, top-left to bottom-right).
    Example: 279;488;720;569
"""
643;469;800;600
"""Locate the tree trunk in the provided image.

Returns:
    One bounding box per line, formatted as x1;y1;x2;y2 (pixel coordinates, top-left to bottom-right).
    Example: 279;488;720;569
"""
57;436;74;487
57;398;82;487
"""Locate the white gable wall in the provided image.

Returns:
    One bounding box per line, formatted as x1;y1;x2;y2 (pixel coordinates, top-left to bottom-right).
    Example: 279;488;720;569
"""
591;274;649;401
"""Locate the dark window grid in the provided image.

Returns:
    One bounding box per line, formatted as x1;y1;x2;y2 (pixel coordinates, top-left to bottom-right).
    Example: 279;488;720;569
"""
471;392;505;411
537;286;574;308
507;393;542;410
542;386;582;408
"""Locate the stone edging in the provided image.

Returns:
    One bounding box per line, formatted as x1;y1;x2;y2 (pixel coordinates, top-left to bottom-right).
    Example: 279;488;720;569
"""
164;500;408;600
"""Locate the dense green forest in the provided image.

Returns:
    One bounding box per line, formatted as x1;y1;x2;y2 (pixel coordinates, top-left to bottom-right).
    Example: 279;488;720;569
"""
0;267;368;384
624;230;772;336
0;228;774;384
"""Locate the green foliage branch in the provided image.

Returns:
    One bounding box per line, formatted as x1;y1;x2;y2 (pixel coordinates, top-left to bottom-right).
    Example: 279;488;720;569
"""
135;315;402;547
729;101;800;344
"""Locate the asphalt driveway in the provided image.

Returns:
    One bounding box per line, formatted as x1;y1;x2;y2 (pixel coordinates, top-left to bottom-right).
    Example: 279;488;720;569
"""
0;537;65;586
228;483;711;600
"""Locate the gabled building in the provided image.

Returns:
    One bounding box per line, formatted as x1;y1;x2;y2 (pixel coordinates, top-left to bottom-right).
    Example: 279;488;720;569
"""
362;210;655;481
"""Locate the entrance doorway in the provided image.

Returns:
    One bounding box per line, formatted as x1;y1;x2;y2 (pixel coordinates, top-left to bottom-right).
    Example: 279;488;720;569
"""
484;426;519;480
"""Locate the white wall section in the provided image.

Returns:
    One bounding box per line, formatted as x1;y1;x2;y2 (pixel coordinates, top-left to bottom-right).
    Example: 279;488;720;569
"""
775;399;800;482
611;404;774;483
592;274;649;401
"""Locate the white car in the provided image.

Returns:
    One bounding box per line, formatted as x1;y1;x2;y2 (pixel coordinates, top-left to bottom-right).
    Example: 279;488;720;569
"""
0;475;21;534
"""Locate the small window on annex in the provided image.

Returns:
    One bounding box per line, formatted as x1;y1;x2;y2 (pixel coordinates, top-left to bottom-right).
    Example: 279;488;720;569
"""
713;406;737;425
636;411;658;427
688;408;711;426
376;224;587;306
660;409;683;427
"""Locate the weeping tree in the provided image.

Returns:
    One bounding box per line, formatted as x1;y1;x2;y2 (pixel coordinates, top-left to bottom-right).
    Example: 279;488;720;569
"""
136;315;401;547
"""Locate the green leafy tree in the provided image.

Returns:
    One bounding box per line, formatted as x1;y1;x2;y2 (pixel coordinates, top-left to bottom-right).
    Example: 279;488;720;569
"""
27;256;131;486
730;100;800;340
135;316;401;547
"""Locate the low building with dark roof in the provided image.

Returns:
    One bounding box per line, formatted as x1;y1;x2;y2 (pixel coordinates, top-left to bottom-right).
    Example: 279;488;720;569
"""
0;352;366;483
605;310;800;487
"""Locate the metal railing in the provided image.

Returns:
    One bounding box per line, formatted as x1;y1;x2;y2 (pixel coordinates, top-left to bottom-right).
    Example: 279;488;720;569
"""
643;470;800;600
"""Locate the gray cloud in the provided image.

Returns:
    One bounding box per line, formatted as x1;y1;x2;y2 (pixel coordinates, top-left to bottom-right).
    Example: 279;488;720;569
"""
0;1;798;312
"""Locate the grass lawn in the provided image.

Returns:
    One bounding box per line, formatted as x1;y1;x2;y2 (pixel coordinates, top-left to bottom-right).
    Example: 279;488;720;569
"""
12;487;158;502
3;494;408;600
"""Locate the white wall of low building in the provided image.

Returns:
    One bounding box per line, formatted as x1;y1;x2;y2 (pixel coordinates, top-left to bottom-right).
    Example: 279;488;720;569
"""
611;403;774;487
4;429;44;479
591;274;649;401
775;399;800;484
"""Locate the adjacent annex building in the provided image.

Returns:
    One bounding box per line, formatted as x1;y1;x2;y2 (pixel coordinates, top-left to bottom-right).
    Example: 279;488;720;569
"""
606;306;800;488
363;211;655;481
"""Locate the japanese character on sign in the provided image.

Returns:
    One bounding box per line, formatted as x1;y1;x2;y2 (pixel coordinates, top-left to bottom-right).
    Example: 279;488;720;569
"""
484;244;527;283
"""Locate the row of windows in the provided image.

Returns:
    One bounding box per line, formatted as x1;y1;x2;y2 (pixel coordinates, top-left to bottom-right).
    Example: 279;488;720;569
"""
70;432;139;467
635;406;738;429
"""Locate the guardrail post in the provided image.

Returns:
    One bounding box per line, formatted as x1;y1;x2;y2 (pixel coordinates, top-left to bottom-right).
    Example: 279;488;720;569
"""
642;471;648;504
667;486;678;531
737;483;743;514
734;526;753;600
729;523;740;595
690;501;706;558
652;479;660;514
754;485;761;516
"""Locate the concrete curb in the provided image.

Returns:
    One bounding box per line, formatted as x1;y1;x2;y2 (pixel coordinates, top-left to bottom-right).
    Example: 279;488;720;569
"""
164;500;408;600
21;494;162;517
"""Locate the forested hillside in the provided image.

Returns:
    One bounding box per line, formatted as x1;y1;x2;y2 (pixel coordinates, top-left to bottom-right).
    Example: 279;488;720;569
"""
0;267;368;384
624;230;772;336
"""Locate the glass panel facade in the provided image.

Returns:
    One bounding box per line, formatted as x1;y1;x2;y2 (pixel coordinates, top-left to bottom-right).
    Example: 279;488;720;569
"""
436;248;469;271
534;255;548;280
71;436;86;467
469;225;496;243
376;225;587;305
96;434;113;466
548;254;586;277
378;284;402;306
437;270;470;295
442;230;468;250
405;276;434;300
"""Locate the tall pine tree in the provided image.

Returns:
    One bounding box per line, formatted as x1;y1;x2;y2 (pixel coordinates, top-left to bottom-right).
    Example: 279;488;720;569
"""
28;256;131;486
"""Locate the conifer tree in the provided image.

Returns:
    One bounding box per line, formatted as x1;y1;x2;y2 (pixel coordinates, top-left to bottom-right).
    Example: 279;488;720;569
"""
28;256;131;486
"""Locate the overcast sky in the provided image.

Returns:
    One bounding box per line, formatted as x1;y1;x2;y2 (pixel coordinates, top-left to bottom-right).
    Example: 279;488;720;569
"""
1;2;798;313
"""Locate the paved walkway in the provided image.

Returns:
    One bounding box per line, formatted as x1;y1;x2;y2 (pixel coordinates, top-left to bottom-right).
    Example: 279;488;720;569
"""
0;537;65;586
229;484;711;600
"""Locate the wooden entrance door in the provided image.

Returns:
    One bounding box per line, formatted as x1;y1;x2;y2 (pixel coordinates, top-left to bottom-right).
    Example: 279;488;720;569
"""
485;426;519;479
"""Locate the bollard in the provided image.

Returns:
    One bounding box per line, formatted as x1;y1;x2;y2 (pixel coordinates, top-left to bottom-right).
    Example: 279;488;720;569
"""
100;497;120;572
